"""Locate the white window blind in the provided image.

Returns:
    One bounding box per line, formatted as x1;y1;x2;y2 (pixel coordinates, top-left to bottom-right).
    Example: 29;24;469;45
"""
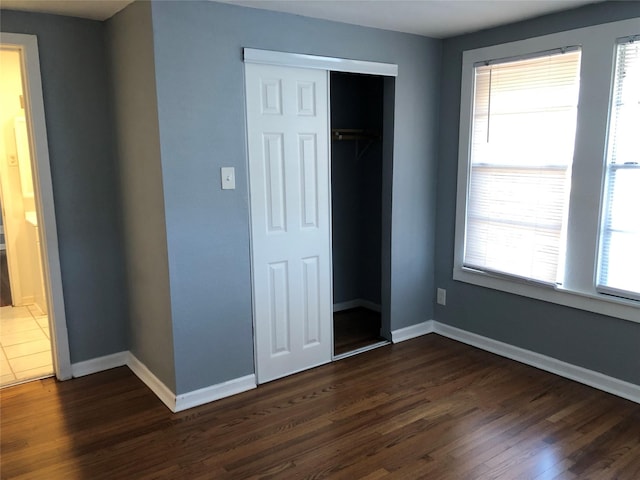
464;49;582;285
597;39;640;301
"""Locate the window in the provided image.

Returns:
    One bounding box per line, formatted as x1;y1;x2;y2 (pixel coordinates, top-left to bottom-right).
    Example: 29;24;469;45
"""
465;49;581;285
597;39;640;301
454;19;640;323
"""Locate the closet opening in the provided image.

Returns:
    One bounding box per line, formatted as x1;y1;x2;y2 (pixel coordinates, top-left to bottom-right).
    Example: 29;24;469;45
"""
330;71;393;358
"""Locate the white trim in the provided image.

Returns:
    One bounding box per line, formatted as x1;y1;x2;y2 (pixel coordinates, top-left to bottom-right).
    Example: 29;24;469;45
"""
126;352;177;412
21;295;35;304
453;18;640;325
453;270;639;323
70;351;128;377
333;340;390;361
72;350;258;413
391;320;434;343
433;322;640;404
333;299;382;313
243;48;398;77
58;322;640;409
0;33;72;379
175;374;257;412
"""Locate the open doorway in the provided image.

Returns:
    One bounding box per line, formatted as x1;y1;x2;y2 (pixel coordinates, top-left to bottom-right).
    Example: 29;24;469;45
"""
0;46;52;386
330;72;392;358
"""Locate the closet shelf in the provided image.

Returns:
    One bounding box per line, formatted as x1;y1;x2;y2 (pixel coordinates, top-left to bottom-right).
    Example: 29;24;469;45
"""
331;129;381;141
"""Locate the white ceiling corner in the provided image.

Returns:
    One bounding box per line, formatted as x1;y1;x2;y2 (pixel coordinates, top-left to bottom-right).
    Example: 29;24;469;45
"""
214;0;602;38
0;0;602;37
0;0;134;21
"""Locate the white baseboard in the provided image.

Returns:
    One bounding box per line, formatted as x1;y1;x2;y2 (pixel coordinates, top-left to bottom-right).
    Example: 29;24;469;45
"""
127;352;178;412
69;321;640;410
71;351;128;378
73;350;257;413
22;295;35;304
175;374;256;412
433;322;640;405
333;299;381;313
391;320;434;343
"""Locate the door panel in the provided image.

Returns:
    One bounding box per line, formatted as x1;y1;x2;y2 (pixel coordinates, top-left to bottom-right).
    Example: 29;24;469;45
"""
246;63;332;383
299;134;319;228
263;133;286;232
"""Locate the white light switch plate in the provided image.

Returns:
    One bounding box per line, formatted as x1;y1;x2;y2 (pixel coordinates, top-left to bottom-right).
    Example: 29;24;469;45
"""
221;167;235;190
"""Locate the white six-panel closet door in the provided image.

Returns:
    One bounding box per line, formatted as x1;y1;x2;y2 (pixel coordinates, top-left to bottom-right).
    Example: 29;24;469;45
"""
245;63;332;383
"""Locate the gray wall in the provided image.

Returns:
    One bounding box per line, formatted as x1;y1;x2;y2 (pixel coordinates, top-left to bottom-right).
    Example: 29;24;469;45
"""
4;0;635;396
331;72;383;306
0;10;128;362
149;0;441;393
435;2;640;385
106;2;176;391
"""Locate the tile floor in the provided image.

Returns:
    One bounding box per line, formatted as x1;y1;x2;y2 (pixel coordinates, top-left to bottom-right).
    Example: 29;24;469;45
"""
0;304;53;387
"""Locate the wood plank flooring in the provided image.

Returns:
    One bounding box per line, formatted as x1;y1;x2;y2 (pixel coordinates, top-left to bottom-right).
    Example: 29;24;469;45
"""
1;335;639;479
333;307;386;355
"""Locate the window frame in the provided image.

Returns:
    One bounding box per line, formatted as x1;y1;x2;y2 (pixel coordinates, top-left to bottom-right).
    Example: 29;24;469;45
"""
454;18;640;324
596;37;640;302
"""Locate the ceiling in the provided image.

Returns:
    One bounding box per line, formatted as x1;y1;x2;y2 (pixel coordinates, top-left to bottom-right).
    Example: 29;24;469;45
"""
1;0;601;38
1;0;134;21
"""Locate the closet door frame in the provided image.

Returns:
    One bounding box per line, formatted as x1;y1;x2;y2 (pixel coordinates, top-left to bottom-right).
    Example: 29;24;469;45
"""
244;49;398;77
244;48;397;381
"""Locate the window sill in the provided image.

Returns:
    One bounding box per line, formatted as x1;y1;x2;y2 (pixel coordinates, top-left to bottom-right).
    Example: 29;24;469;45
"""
453;267;639;324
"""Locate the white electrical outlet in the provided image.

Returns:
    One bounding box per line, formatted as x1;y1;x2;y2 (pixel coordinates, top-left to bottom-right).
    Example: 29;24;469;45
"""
437;288;446;306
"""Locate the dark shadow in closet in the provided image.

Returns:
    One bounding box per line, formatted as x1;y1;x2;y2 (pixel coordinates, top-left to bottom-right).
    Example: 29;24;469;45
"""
334;307;382;356
331;71;390;356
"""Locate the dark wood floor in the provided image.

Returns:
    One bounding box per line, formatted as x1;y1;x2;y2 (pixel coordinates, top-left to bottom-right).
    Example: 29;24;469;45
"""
334;307;386;355
2;335;639;479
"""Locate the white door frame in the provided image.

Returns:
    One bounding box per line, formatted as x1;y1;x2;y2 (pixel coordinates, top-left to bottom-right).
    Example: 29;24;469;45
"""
244;49;398;77
0;32;72;380
244;48;397;379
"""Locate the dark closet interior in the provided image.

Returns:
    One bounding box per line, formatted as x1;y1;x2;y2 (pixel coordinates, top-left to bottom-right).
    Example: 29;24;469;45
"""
330;71;389;357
